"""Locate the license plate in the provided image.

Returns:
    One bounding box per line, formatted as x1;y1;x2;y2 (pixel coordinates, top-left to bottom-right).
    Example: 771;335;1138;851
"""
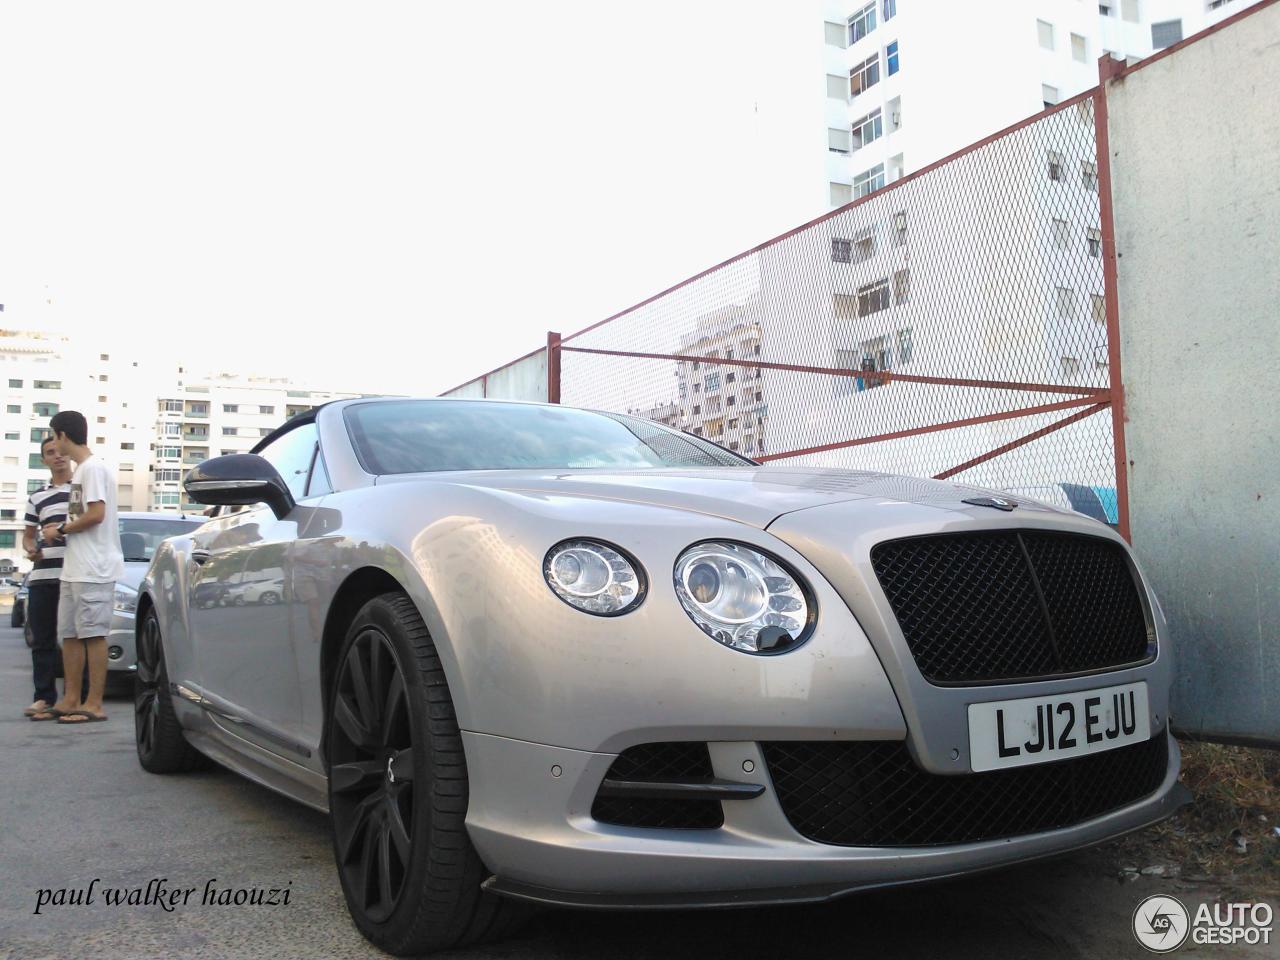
968;681;1149;772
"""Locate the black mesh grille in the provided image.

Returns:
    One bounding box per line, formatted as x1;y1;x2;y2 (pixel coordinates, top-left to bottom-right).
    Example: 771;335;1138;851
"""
762;734;1168;846
870;531;1151;683
591;743;723;829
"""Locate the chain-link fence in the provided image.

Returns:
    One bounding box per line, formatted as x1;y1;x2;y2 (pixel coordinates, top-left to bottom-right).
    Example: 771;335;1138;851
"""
446;87;1126;533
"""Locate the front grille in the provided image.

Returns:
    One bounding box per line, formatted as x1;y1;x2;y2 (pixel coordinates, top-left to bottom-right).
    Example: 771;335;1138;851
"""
762;734;1168;846
591;743;724;829
871;531;1151;684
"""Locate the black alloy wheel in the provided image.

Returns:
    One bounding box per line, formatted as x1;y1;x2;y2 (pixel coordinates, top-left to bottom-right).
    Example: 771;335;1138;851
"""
135;609;207;773
327;594;528;954
329;625;415;924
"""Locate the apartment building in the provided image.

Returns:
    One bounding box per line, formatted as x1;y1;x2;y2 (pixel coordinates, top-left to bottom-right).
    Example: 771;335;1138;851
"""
151;376;359;514
822;0;1262;209
0;325;366;569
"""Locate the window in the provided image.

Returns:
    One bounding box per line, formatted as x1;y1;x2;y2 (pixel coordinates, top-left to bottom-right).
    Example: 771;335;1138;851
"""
853;163;885;198
893;268;910;304
704;373;721;392
120;442;134;451
96;436;105;445
1048;150;1063;181
188;402;208;415
222;404;239;413
882;0;896;21
897;327;914;363
885;41;899;75
1099;4;1112;15
98;374;108;382
27;479;43;494
824;21;846;47
2;481;15;493
1082;161;1098;190
1151;19;1182;48
848;3;876;43
826;74;847;100
5;405;18;414
832;238;852;263
307;449;332;497
96;416;106;423
257;423;321;502
33;402;58;418
29;428;49;442
0;531;15;549
828;127;852;154
1092;294;1107;324
692;405;701;416
163;423;181;437
222;426;238;435
260;427;273;437
1;509;14;519
259;405;275;415
155;469;181;483
849;54;880;96
158;446;180;458
834;293;859;319
7;379;21;388
851;228;876;263
726;372;736;383
1121;0;1140;23
100;353;109;361
892;210;907;246
1042;84;1059;108
1076;98;1094;126
1071;33;1087;63
29;453;45;468
852;109;883;150
4;431;17;440
1052;217;1070;248
120;462;133;472
1055;286;1076;318
857;278;890;317
726;395;736;407
97;395;106;403
1087;228;1102;257
1037;19;1054;50
830;182;852;207
34;380;60;390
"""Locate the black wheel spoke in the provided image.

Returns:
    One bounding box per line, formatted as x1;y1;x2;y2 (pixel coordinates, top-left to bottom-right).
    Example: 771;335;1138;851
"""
380;672;405;746
336;793;380;864
385;796;411;862
330;760;384;794
376;821;394;912
334;695;376;751
347;645;377;731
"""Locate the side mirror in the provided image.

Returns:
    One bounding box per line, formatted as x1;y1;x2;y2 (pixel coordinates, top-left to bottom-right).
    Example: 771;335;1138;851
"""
183;454;296;520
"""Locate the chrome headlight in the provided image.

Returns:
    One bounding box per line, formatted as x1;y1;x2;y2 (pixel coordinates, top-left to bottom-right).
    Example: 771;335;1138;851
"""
113;583;138;615
543;539;646;616
674;541;814;654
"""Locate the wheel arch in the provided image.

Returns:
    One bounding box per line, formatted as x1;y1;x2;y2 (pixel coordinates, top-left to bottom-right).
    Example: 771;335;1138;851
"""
318;566;417;767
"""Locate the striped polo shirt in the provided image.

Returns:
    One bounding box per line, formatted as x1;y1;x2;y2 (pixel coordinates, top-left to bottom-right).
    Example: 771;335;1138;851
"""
24;482;70;583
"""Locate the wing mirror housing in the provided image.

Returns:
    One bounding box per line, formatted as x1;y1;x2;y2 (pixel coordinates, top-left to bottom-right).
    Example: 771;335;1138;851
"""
183;454;296;519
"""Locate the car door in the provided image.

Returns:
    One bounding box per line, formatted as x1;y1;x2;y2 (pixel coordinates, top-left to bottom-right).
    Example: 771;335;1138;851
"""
193;422;322;758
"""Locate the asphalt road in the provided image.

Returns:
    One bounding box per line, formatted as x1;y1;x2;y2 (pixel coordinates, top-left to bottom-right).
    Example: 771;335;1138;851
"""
0;623;1268;960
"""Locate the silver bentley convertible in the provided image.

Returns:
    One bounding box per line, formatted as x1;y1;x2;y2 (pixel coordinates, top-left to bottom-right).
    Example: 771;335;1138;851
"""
135;397;1189;955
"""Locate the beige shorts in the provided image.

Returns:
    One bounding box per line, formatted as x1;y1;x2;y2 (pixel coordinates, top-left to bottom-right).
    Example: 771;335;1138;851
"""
57;581;116;640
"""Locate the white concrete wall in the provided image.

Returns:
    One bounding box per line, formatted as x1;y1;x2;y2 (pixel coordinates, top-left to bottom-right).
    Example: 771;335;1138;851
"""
1107;0;1280;744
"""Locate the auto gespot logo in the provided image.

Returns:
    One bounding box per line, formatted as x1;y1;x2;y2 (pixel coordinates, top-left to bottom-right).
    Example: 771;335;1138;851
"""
1132;895;1274;952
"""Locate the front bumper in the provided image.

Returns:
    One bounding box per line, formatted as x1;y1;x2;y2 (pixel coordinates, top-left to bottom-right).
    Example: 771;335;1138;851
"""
107;611;136;673
463;727;1189;907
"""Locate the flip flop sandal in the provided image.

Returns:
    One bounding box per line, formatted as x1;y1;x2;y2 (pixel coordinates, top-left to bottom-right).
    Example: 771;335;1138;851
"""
23;703;52;717
29;710;64;721
56;712;109;724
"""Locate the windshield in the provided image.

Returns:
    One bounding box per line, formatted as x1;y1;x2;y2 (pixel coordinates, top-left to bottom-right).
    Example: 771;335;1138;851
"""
344;400;752;475
118;517;205;562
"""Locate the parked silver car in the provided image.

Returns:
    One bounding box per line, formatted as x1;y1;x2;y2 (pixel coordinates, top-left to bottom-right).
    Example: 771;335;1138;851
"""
108;512;207;688
134;398;1188;955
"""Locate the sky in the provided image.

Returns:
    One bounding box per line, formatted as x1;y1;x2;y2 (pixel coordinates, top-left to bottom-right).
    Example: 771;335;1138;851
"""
0;0;823;396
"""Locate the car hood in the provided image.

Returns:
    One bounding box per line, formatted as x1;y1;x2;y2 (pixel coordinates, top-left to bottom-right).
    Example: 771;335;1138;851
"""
375;466;1065;529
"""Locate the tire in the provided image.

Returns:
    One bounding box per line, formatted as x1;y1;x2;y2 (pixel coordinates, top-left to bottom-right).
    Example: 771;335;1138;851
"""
259;591;279;606
135;609;208;773
326;593;529;955
10;600;23;628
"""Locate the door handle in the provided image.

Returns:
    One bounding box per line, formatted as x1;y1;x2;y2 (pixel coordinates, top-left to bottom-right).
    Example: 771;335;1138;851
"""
191;549;211;566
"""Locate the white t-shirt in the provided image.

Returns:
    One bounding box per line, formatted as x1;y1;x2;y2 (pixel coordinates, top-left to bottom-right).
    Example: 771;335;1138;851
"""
62;455;125;584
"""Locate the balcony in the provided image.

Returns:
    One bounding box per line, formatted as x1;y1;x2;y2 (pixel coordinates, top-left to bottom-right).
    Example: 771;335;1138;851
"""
184;411;209;420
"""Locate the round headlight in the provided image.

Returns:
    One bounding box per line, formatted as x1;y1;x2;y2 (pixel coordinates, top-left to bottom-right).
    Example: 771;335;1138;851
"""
544;539;645;616
674;541;814;654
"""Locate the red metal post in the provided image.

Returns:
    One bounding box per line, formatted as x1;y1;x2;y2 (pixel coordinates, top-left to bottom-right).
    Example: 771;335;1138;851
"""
546;331;561;404
1093;59;1131;542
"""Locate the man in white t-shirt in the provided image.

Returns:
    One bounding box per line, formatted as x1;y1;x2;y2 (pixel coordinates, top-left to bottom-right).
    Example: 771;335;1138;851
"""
35;410;124;725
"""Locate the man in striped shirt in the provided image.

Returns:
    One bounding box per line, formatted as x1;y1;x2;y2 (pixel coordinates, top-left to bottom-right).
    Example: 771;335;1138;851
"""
22;436;72;716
